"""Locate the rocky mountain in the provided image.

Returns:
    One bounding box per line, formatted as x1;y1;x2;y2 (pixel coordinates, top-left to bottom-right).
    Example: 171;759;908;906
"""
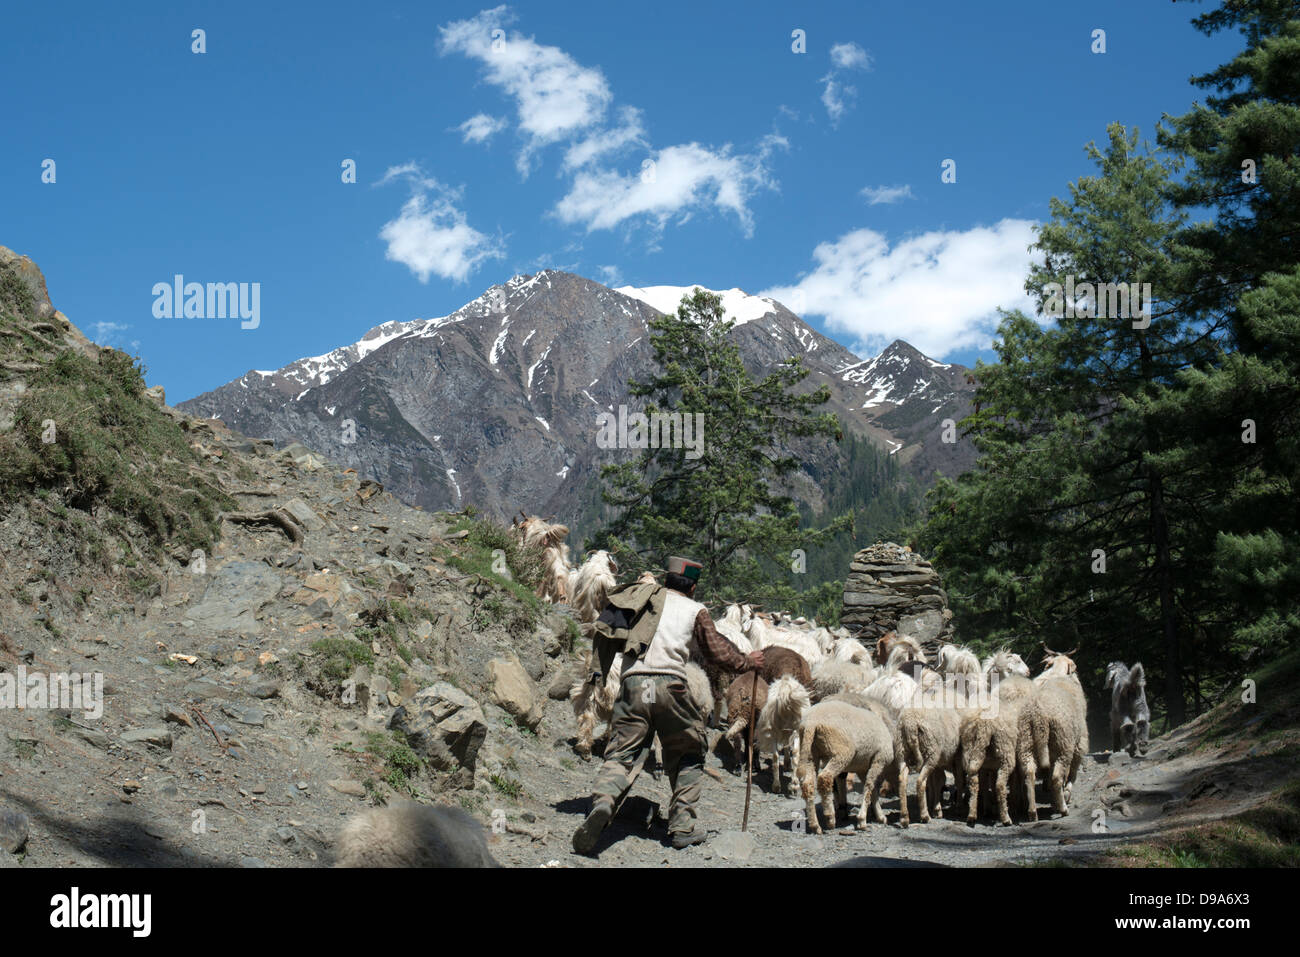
178;271;978;527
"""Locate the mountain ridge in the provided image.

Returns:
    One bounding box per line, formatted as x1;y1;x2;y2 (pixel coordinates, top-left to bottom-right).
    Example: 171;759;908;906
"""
178;271;979;526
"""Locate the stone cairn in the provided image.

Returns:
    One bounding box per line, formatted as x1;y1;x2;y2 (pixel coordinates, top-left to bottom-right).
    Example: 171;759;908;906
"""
840;542;955;660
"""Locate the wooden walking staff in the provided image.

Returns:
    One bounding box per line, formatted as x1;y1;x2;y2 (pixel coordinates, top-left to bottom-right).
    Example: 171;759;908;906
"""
742;668;758;831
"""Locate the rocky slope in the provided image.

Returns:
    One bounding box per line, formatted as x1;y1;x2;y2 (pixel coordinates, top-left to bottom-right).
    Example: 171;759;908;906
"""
178;273;978;527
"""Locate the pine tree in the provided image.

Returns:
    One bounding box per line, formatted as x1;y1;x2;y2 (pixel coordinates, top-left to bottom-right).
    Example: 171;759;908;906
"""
1153;0;1300;672
922;127;1218;725
593;288;849;607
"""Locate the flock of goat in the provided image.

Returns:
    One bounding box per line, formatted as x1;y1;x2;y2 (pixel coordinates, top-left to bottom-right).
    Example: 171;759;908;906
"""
509;515;1153;835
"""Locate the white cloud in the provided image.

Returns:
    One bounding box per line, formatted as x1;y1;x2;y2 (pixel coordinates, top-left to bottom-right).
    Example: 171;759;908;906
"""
456;113;508;144
762;219;1039;358
439;7;614;175
821;78;854;124
554;137;784;236
830;42;871;70
595;264;623;286
821;41;871;125
439;7;784;237
91;321;138;353
860;184;914;206
92;320;129;341
376;164;504;283
562;106;645;171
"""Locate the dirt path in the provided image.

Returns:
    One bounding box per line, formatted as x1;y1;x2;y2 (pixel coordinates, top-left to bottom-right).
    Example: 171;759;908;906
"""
484;696;1284;868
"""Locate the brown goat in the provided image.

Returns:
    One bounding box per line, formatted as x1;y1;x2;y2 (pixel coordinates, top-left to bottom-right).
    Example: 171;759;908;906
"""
723;673;769;772
760;646;812;691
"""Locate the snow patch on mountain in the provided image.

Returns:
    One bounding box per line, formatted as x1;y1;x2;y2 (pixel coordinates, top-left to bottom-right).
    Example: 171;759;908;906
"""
615;284;777;326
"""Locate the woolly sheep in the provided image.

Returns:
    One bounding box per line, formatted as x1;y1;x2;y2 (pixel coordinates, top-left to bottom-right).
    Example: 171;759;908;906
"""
797;699;896;833
335;801;499;868
810;658;877;702
862;644;922;725
1017;673;1088;819
895;702;970;826
960;673;1035;826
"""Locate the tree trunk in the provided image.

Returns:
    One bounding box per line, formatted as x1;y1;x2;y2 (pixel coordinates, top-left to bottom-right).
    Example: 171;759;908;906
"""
1148;470;1185;727
1138;331;1185;727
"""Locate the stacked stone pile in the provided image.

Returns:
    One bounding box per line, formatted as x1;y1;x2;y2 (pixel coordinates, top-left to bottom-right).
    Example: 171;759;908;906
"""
840;541;955;659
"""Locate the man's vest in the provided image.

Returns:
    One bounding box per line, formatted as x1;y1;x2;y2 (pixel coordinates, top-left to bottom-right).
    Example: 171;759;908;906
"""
589;579;666;681
622;589;705;681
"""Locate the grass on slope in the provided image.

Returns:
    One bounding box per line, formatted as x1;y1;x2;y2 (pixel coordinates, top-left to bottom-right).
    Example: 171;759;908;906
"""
0;264;234;557
1105;781;1300;867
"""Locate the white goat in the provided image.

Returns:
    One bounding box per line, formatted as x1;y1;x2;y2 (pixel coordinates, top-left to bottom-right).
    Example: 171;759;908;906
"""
982;648;1031;684
747;612;825;666
862;644;922;725
755;675;811;796
1034;646;1078;687
570;649;624;760
568;550;619;623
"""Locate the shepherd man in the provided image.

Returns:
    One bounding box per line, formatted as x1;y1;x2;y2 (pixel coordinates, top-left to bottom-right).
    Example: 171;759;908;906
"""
572;556;764;854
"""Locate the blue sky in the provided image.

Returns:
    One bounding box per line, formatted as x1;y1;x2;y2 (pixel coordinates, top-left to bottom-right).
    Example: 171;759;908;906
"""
2;1;1239;402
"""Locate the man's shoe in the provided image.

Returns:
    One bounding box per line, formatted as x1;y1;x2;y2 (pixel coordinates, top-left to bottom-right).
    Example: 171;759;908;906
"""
572;801;614;854
671;828;709;849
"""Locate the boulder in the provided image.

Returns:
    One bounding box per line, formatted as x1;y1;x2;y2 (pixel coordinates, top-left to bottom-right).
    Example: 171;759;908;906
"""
547;662;583;701
281;498;325;532
186;561;282;634
0;808;29;854
121;726;173;749
487;657;543;730
389;683;488;777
